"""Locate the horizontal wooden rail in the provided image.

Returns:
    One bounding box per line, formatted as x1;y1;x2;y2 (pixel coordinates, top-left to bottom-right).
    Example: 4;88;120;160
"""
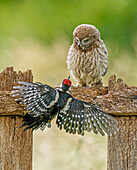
0;67;137;170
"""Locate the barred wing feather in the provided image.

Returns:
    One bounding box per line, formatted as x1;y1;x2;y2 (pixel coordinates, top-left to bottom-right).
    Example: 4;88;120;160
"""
12;81;57;115
56;98;118;136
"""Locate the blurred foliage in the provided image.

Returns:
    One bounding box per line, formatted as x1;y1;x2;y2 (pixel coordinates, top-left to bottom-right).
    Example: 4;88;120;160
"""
0;0;137;52
34;122;107;170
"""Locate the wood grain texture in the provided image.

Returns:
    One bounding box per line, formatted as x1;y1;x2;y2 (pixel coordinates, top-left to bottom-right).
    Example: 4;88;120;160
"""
0;67;33;170
71;75;137;115
0;67;33;91
71;75;137;170
0;91;24;116
0;116;32;170
0;67;33;116
0;67;136;170
107;116;137;170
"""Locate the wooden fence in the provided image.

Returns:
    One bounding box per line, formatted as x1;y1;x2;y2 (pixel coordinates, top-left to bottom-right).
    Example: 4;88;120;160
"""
0;67;33;170
0;67;137;170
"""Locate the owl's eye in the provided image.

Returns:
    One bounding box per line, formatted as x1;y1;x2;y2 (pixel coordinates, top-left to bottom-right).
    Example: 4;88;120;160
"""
76;38;79;43
83;38;91;43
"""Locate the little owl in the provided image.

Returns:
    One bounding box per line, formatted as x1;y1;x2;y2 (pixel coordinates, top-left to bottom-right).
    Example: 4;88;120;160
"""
67;24;108;87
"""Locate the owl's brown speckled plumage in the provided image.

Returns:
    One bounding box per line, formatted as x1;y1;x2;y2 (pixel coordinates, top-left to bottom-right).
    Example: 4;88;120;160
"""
67;24;108;87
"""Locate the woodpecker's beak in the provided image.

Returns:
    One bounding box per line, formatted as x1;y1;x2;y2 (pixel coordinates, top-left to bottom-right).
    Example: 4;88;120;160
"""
68;76;70;80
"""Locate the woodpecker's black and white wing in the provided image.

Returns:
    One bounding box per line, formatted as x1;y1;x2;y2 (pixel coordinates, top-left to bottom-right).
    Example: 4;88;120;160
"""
12;81;118;136
56;97;118;136
12;81;59;116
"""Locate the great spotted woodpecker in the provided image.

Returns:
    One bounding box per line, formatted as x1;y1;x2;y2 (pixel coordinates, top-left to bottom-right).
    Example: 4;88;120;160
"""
12;77;118;136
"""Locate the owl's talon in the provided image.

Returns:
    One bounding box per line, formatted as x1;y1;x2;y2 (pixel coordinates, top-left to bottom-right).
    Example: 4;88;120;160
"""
82;83;87;87
92;80;103;87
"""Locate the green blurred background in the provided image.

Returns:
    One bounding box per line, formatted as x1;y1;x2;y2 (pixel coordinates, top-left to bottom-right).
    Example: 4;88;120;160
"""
0;0;137;169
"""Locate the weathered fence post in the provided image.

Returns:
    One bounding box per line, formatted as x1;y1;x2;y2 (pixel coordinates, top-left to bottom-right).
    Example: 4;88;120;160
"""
0;67;136;169
0;67;33;170
71;75;137;170
106;76;137;170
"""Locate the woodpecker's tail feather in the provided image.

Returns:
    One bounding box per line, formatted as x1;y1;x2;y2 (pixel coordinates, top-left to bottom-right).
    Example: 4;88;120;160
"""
21;114;51;132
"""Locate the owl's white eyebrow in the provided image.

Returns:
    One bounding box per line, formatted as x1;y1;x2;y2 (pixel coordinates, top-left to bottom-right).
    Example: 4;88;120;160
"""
83;37;90;40
76;37;79;40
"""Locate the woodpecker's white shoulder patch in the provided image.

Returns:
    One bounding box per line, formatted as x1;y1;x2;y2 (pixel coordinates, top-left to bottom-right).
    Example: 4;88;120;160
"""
60;98;72;114
44;87;50;92
46;90;59;108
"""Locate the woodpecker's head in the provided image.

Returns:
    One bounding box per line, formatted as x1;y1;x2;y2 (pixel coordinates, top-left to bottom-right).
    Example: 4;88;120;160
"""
61;76;71;93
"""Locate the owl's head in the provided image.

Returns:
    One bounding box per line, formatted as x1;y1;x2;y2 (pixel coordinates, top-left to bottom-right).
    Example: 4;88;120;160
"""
73;24;100;50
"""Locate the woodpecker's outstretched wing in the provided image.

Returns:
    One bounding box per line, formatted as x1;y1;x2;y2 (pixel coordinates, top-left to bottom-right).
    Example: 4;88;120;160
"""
56;97;118;136
12;81;58;116
12;81;118;136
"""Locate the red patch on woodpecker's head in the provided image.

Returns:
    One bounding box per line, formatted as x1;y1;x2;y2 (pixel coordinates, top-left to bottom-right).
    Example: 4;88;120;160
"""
63;79;71;86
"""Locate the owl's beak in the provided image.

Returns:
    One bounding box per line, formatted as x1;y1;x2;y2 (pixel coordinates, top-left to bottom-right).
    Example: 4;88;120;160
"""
79;43;83;49
76;38;85;50
79;43;85;50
